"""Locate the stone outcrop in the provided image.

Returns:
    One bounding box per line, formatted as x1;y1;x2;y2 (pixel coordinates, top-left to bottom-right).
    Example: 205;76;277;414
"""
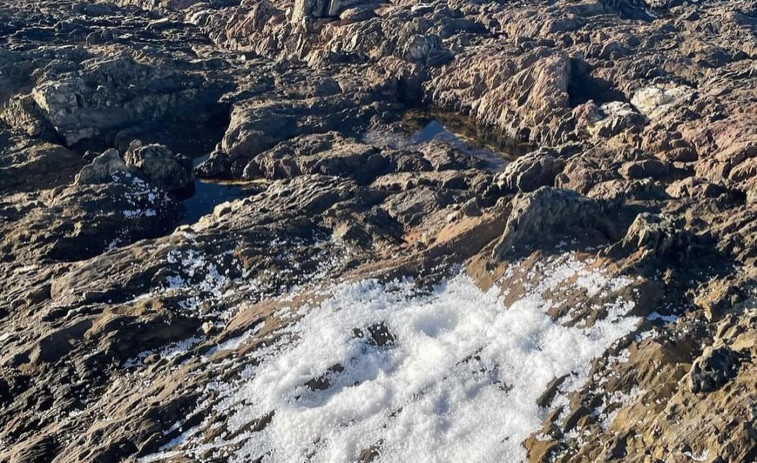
75;148;130;185
0;136;84;193
0;0;755;461
292;0;371;23
77;143;193;192
492;187;606;260
123;142;193;192
428;46;574;145
603;212;695;266
689;346;742;393
497;149;566;193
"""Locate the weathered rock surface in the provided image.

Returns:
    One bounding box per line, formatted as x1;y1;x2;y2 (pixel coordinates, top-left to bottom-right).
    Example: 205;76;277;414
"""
74;148;130;185
0;0;755;461
689;345;743;394
497;149;565;193
492;187;607;260
1;172;183;263
122;142;193;192
0;134;84;193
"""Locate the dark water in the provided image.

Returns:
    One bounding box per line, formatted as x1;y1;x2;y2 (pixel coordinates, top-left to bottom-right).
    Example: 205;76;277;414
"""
179;155;248;225
113;120;251;226
180;180;247;225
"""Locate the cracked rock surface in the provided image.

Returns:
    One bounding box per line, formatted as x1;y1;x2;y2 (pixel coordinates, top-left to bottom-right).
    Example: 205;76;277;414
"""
0;0;755;462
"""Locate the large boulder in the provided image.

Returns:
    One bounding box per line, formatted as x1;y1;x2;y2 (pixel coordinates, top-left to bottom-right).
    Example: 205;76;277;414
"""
123;142;193;192
555;148;622;194
75;148;131;185
492;187;605;260
76;143;193;192
573;101;647;139
630;84;696;120
398;34;445;64
244;132;388;185
497;149;565;192
211;96;382;178
602;213;696;267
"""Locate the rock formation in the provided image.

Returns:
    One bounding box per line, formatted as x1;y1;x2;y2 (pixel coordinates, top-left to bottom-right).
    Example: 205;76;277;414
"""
0;0;754;462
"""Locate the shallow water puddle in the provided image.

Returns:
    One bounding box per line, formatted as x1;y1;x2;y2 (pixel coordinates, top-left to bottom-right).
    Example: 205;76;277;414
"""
365;110;530;171
411;119;512;170
142;253;640;463
177;155;252;225
180;180;247;225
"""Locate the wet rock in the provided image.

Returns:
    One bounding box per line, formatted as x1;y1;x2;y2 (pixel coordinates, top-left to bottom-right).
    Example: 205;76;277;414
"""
416;141;481;172
76;143;192;192
195;151;231;179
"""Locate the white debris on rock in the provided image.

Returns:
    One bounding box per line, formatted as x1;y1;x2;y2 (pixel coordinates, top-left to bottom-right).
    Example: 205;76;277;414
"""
124;336;204;369
594;385;645;431
144;253;641;463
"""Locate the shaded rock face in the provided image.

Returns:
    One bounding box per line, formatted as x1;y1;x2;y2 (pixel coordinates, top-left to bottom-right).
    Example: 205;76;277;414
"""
3;53;229;149
123;142;193;192
497;150;566;193
689;346;742;393
492;187;606;260
75;148;129;185
0;137;84;194
0;0;755;462
603;212;695;268
1;173;183;263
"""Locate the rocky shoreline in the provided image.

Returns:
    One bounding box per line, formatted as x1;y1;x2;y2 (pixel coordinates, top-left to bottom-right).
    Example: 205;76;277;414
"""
0;0;755;462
